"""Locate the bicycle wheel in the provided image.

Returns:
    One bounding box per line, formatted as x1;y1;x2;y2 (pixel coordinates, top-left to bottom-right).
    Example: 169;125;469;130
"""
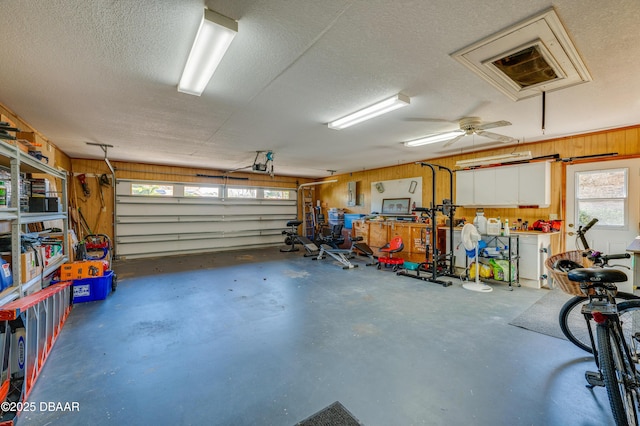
617;300;640;364
596;322;640;426
559;292;640;353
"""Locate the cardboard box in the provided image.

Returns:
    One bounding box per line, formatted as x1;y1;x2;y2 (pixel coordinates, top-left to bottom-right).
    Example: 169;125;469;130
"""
44;230;76;259
60;261;104;280
1;250;43;284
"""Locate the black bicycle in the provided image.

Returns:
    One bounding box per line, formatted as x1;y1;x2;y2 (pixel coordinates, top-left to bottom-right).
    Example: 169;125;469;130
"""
565;265;640;425
555;218;637;353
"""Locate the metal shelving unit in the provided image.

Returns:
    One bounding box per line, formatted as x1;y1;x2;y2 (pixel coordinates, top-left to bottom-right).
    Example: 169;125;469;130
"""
466;234;520;289
0;125;71;425
0;138;68;306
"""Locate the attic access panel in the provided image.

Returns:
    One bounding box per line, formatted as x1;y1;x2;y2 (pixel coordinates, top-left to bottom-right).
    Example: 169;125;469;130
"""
451;8;591;101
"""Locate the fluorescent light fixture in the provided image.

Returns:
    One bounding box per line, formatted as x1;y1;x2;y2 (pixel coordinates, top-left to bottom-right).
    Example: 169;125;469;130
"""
328;94;410;130
404;130;465;147
455;151;533;168
178;9;238;96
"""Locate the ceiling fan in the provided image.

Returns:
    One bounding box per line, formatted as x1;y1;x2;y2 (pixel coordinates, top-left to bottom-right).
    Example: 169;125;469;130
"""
404;117;518;147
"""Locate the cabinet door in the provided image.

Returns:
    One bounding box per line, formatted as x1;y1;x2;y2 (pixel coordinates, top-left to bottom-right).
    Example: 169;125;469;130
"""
410;226;429;258
368;222;389;250
455;170;475;206
495;166;519;205
518;233;551;287
388;223;412;256
473;168;496;205
352;220;369;241
474;165;519;206
518;162;550;207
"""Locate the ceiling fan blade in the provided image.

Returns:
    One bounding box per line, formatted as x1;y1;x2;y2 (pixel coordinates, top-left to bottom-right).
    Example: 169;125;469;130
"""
476;120;511;130
475;130;517;143
442;133;466;147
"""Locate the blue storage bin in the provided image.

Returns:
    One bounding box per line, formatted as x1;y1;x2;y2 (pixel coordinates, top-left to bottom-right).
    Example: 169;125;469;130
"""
344;214;365;229
72;271;113;303
53;270;113;303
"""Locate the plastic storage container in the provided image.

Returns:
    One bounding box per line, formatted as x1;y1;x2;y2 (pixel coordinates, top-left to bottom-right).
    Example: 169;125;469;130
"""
343;214;365;229
72;270;113;303
53;270;113;303
328;208;345;225
486;218;501;235
473;212;487;234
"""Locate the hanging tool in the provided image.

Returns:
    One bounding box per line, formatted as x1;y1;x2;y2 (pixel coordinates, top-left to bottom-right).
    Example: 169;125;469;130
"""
77;207;93;238
95;175;106;211
77;174;90;197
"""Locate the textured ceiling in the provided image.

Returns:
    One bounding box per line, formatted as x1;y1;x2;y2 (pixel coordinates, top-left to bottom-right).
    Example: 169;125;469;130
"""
0;0;639;178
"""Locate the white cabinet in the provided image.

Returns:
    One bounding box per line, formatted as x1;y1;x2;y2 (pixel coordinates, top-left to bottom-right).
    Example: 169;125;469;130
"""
455;162;550;207
515;232;553;289
455;169;474;206
518;161;550;207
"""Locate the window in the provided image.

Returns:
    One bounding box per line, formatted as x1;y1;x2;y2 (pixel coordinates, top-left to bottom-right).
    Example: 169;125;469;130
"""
131;184;173;196
184;186;219;197
264;189;291;200
227;188;257;198
575;168;627;227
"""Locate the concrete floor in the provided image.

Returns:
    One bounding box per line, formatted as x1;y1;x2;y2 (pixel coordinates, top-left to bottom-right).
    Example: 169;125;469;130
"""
22;247;617;425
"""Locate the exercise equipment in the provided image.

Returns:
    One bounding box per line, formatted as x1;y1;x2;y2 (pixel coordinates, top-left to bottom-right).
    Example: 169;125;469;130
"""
349;236;377;266
396;162;456;286
316;224;345;249
377;236;404;271
280;220;320;256
315;244;358;269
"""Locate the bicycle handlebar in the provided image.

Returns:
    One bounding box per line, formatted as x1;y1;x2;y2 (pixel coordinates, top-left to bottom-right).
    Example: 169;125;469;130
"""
602;253;631;261
584;250;631;266
581;218;599;234
576;218;598;250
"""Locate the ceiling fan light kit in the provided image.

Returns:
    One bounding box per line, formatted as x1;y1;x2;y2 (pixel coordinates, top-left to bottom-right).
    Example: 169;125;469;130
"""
406;116;517;148
404;130;465;147
328;93;410;130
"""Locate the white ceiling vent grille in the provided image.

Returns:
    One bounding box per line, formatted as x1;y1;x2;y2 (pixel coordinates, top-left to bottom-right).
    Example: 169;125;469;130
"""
451;8;591;101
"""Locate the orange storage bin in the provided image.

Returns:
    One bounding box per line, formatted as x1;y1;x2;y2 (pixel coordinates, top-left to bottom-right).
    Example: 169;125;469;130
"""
60;261;106;280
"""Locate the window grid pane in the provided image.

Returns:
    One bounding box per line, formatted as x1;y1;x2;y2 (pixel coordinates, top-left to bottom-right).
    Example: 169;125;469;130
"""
575;168;627;227
227;188;257;198
576;169;627;198
184;186;219;197
264;190;290;200
131;184;173;196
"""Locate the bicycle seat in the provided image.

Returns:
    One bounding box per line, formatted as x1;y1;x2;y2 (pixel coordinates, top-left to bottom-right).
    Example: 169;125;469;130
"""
567;267;628;283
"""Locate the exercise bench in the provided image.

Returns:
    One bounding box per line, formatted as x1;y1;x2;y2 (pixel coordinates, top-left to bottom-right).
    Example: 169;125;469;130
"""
280;220;320;256
349;236;377;266
315;244;358;269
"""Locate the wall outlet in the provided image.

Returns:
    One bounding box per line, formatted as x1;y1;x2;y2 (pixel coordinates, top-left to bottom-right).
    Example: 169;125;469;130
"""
549;213;558;220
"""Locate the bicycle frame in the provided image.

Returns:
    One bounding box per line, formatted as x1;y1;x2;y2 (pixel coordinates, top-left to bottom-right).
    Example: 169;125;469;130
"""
582;291;637;370
580;284;640;425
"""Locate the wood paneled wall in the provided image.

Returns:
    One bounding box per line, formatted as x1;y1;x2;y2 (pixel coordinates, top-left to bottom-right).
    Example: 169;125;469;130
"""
317;126;640;251
4;95;639;256
0;103;71;171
